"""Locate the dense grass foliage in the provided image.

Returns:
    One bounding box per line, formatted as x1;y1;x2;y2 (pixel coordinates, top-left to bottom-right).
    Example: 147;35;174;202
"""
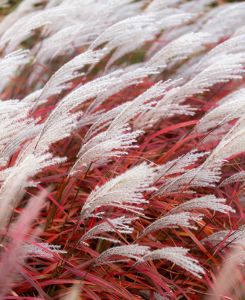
0;1;244;299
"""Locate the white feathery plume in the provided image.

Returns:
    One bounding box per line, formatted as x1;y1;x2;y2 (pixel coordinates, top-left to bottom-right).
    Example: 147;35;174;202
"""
202;230;233;245
46;0;63;8
90;14;158;67
28;67;157;160
137;51;245;128
159;115;245;195
170;195;235;214
31;76;116;154
49;66;157;121
166;116;245;195
221;171;245;186
107;1;144;23
0;99;39;166
44;0;99;33
143;247;205;278
46;0;142;36
202;226;245;246
35;24;102;64
84;80;172;140
136;103;195;129
80;216;135;244
0;112;31;156
234;25;245;37
62;0;142;20
219;87;245;105
201;35;245;66
22;110;79;157
109;81;173;131
70;81;170;174
0;152;65;185
23;89;45;106
153;10;194;34
76;109;107;130
153;24;190;52
90;14;157;49
0;119;41;167
0;5;70;53
155;150;208;180
95;244;150;266
156;161;222;195
80;163;156;219
174;52;207;80
133;79;196;129
180;0;216;14
146;0;183;12
157;25;194;52
147;2;208;56
35;0;143;63
0;49;30;93
163;53;245;106
0;153;63;229
155;3;222;47
24;242;67;259
195;88;245;133
201;3;245;40
82;102;130;143
141;212;202;236
40;49;105;101
110;10;193;66
0;98;29;117
205;116;245;165
148;0;213;16
71;126;142;174
0;0;43;36
141;53;245;126
201;124;233;145
147;32;214;71
86;66;158;113
146;7;192;22
184;35;245;79
31;0;109;65
21;51;107;155
149;6;200;58
90;12;193;67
